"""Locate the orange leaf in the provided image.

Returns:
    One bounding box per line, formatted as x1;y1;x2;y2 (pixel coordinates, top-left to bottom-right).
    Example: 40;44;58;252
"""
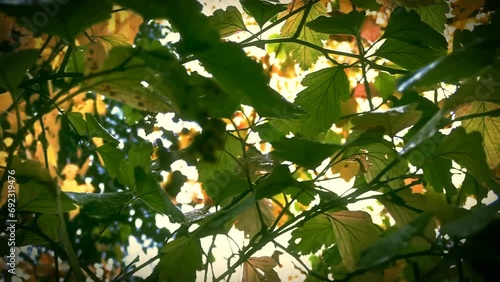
361;16;381;43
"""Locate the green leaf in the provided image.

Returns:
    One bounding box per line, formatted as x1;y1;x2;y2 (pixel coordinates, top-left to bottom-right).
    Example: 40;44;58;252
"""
159;237;203;282
195;194;257;237
373;71;395;99
242;0;287;28
397;42;497;90
455;101;500;169
0;50;38;96
455;173;489;206
66;192;134;218
66;112;88;136
307;10;366;36
86;43;185;114
411;0;449;33
385;182;470;225
135;167;186;222
84;113;118;144
279;0;328;70
128;142;153;171
96;143;125;179
350;105;422;137
374;39;442;71
207;6;247;37
358;212;433;269
20;214;60;246
122;105;143;125
118;159;135;188
271;137;341;168
207;174;248;204
432;127;498;191
441;200;500;238
383;8;447;50
66;112;118;144
329;210;380;271
196;42;303;118
18;180;75;214
198;134;243;193
255;165;299;199
288;214;336;255
294;67;350;136
422;157;455;195
0;0;112;42
254;122;287;143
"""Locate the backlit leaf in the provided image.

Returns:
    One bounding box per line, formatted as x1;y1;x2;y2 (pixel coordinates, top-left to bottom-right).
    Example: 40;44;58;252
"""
128;142;153;171
243;256;280;282
329;210;380;271
279;0;328;70
208;6;247;37
242;0;287;28
288;214;336;255
96;143;125;179
373;71;395;99
294;67;350;136
345;136;407;188
455;101;500;169
411;0;449;33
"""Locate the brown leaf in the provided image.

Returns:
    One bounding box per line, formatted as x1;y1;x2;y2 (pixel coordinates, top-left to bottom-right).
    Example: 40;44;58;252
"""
243;256;280;282
234;199;275;238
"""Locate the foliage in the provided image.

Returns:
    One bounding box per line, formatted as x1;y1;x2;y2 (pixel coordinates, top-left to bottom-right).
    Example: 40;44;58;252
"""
0;0;499;281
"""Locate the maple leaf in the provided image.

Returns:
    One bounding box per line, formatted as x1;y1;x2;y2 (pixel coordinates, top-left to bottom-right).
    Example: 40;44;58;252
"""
278;0;328;70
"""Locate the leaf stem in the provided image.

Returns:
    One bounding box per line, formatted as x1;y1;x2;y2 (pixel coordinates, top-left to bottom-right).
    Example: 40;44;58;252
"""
292;0;314;39
356;36;374;110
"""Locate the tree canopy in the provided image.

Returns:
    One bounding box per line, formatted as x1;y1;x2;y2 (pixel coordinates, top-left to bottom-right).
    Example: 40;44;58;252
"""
0;0;499;281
